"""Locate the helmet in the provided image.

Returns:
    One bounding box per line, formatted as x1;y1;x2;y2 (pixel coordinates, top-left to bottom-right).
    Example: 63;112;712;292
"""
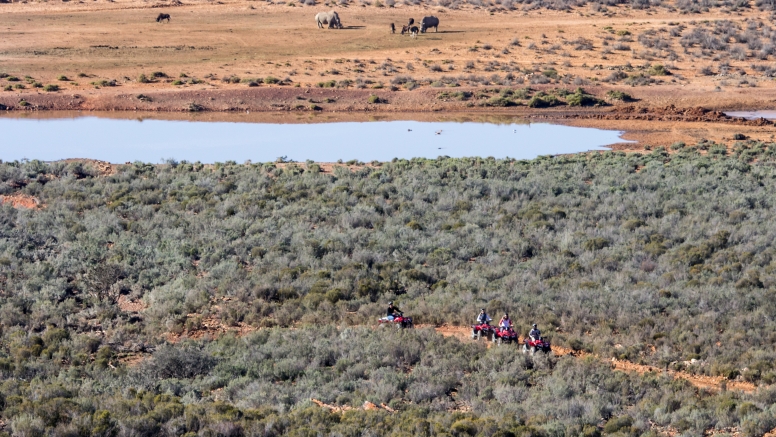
532;323;537;328
389;301;393;305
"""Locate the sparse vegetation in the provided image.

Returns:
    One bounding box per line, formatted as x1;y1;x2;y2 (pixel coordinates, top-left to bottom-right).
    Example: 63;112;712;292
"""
606;90;634;101
2;149;776;435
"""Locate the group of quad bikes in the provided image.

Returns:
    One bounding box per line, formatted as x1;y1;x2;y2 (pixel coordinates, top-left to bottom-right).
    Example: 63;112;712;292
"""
377;312;552;355
471;322;552;355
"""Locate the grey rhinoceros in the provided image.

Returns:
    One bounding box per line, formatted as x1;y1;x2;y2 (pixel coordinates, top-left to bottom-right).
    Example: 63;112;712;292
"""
420;16;439;33
315;11;342;29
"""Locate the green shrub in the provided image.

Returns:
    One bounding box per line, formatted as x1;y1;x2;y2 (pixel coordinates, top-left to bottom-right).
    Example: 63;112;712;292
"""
648;64;670;76
603;416;633;434
583;237;610;251
438;91;471;100
367;94;382;104
566;88;605;106
138;74;150;83
264;76;280;84
606;90;633;101
527;92;561;108
43;84;59;92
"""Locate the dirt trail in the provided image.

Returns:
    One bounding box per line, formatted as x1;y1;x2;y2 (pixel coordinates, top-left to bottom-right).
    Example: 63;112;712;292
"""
430;325;757;393
122;307;757;393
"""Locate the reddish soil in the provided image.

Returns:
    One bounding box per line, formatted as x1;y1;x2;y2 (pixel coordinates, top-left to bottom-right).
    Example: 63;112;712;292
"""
0;193;43;209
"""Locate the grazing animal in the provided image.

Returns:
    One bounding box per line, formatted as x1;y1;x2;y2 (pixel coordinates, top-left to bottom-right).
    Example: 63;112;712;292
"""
315;11;342;29
410;26;419;38
407;18;414;27
420;15;439;33
400;25;409;35
156;13;171;23
390;23;395;33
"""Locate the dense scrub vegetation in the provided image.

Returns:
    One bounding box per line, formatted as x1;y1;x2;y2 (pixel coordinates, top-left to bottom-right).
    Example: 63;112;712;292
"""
4;144;776;435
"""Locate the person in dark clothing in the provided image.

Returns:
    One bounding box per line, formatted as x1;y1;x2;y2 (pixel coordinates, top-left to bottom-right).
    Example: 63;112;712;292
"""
386;301;401;320
477;308;492;325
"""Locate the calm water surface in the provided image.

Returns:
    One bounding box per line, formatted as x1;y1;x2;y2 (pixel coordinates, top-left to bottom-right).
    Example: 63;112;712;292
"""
725;110;776;120
0;114;628;163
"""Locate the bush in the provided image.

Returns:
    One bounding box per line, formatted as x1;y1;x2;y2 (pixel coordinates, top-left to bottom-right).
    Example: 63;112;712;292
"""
43;84;59;92
648;64;670;76
566;88;605;106
527;92;561;108
264;76;280;84
138;74;150;83
187;102;205;112
368;94;382;104
603;416;633;434
141;345;217;380
606;90;633;101
57;75;69;81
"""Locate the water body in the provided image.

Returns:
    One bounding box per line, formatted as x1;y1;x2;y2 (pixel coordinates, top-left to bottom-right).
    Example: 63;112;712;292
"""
725;110;776;120
0;113;628;163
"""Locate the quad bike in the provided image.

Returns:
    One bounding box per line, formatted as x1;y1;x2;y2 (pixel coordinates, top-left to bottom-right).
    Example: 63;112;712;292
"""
523;337;552;355
379;312;414;329
492;327;518;345
471;323;496;341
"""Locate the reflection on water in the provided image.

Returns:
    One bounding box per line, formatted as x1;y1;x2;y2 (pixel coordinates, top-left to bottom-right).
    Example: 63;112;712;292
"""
725;111;776;120
0;112;628;163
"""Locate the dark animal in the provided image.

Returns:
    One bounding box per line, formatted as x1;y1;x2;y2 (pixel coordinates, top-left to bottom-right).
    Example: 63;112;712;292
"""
390;23;395;33
407;18;414;27
401;25;409;35
420;15;439;33
410;26;419;38
156;13;171;23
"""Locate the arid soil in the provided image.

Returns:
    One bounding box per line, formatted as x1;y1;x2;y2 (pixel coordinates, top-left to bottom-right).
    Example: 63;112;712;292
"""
2;0;776;146
0;193;43;208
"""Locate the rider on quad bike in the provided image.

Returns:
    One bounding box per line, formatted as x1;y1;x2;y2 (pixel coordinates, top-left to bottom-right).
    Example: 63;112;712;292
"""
471;309;494;340
386;301;401;321
477;309;492;325
529;323;541;341
499;314;513;330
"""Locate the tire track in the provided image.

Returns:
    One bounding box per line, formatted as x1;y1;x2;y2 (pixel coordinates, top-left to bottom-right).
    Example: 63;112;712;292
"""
429;324;757;393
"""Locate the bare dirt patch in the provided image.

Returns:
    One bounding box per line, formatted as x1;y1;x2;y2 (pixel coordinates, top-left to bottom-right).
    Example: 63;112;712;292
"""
0;193;43;209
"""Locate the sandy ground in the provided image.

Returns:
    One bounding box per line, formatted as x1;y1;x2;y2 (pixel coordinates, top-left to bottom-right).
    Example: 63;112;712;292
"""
2;0;776;147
